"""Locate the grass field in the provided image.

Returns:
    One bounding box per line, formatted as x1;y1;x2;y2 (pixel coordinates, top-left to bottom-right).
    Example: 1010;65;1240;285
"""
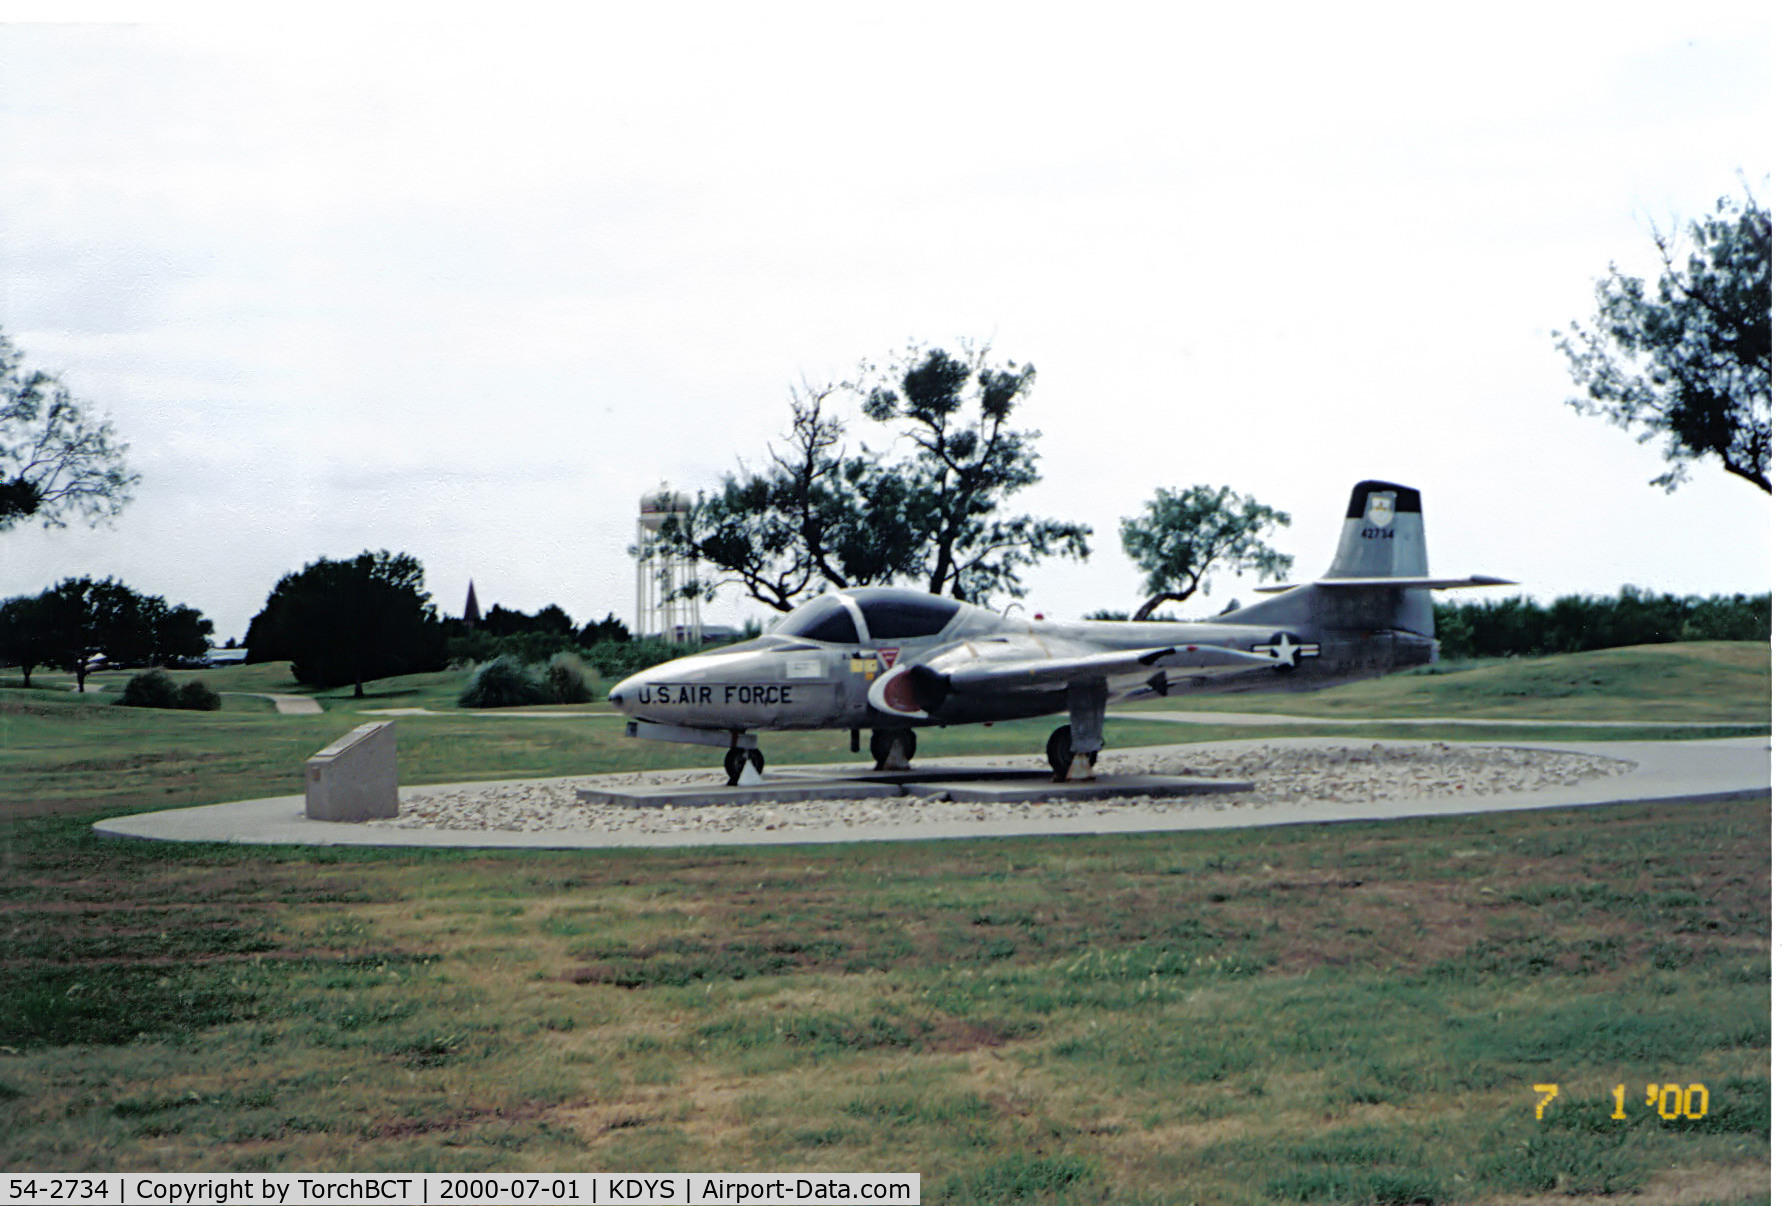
1122;642;1773;725
0;643;1769;1199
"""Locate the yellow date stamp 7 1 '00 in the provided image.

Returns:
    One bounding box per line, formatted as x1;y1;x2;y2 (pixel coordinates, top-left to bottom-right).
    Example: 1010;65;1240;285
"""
1532;1083;1710;1121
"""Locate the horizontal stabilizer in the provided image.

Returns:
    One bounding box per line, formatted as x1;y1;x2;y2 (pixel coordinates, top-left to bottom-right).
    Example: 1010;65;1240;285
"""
1254;574;1515;594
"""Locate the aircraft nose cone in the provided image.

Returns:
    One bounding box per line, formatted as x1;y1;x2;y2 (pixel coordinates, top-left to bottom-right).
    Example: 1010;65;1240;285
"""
608;669;652;716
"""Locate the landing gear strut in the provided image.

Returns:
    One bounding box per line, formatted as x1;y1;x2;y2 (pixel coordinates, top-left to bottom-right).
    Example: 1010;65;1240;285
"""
869;727;917;771
723;746;766;786
1047;681;1107;781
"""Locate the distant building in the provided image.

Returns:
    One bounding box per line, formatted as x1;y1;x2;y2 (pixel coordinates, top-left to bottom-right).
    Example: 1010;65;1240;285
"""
463;580;482;626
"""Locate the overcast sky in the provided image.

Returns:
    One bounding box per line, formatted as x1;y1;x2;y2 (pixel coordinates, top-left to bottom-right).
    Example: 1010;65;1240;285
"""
0;7;1771;642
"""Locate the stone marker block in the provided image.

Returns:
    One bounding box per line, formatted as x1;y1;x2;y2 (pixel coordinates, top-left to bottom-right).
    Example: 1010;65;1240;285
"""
305;721;398;822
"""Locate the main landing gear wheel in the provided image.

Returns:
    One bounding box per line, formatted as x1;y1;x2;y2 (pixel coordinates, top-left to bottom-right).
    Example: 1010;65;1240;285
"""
869;728;917;771
1046;725;1097;780
723;747;766;786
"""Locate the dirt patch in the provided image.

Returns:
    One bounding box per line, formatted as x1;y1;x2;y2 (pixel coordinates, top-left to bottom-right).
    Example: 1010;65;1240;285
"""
365;1098;572;1140
922;1014;1022;1053
550;1069;761;1154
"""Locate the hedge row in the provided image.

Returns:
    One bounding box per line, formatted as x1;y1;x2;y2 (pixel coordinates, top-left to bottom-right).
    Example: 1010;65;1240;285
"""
446;633;697;680
1434;588;1768;659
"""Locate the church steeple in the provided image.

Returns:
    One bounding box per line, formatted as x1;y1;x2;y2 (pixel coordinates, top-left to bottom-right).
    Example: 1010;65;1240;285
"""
463;579;482;626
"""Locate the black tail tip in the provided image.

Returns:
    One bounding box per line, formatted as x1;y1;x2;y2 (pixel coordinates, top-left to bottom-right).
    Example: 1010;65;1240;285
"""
1345;481;1422;518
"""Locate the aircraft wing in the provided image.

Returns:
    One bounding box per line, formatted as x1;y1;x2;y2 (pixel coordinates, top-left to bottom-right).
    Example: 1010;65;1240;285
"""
943;643;1276;692
871;638;1278;718
1254;575;1514;593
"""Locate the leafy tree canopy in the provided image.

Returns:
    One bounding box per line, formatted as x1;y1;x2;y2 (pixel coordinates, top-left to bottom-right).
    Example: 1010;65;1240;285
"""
0;593;56;688
0;328;140;531
480;602;576;640
578;612;631;644
245;550;446;695
1556;190;1771;493
649;343;1092;610
1118;485;1292;621
1435;588;1769;657
0;577;213;691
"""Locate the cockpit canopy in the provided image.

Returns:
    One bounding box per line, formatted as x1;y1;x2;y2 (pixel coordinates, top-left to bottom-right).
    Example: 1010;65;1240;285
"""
772;595;859;644
772;588;963;644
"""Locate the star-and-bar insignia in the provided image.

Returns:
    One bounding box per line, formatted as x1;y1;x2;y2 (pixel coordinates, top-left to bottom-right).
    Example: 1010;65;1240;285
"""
1251;633;1321;665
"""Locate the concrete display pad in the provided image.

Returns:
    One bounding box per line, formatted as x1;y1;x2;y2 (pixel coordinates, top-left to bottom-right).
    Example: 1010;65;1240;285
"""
575;767;1254;809
89;736;1769;851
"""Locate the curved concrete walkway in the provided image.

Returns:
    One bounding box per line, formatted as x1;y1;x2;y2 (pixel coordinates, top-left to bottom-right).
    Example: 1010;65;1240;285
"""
264;694;324;715
91;735;1769;850
344;706;1765;728
214;691;325;715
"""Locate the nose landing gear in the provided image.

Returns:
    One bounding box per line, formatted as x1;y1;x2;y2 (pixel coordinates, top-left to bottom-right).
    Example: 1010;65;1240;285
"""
723;746;766;786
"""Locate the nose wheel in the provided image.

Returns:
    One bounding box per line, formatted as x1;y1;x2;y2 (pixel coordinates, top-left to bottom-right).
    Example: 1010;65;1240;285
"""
869;728;917;771
724;747;766;786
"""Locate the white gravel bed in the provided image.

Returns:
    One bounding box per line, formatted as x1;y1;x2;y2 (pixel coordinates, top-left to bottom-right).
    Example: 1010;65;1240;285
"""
366;742;1632;837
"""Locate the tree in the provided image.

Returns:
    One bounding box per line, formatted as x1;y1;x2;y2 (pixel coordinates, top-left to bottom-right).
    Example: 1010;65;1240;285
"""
0;578;213;691
1556;191;1771;493
862;345;1093;601
0;328;140;530
652;344;1092;610
0;593;55;687
578;613;631;644
245;550;447;696
480;602;577;640
1118;485;1293;621
152;603;214;665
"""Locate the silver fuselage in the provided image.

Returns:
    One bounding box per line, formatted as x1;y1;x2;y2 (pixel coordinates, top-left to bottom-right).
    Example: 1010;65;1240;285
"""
607;588;1432;736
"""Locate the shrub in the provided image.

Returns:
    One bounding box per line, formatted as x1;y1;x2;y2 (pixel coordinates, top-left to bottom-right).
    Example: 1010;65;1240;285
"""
116;670;224;710
580;638;692;680
176;680;221;711
117;670;180;709
544;653;594;704
458;655;550;708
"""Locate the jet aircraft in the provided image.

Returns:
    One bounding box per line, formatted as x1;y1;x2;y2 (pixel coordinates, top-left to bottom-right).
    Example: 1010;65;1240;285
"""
608;481;1510;783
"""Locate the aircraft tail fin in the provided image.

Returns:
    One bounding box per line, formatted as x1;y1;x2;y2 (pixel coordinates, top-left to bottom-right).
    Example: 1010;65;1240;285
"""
1218;481;1508;642
1326;480;1428;581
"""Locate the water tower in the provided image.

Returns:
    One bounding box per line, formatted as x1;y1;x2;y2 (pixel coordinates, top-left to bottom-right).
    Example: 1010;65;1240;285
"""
636;490;703;643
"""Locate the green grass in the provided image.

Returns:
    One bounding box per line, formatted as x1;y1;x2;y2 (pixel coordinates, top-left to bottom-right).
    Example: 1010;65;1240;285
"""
1125;641;1770;724
0;798;1767;1195
0;644;1769;1195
